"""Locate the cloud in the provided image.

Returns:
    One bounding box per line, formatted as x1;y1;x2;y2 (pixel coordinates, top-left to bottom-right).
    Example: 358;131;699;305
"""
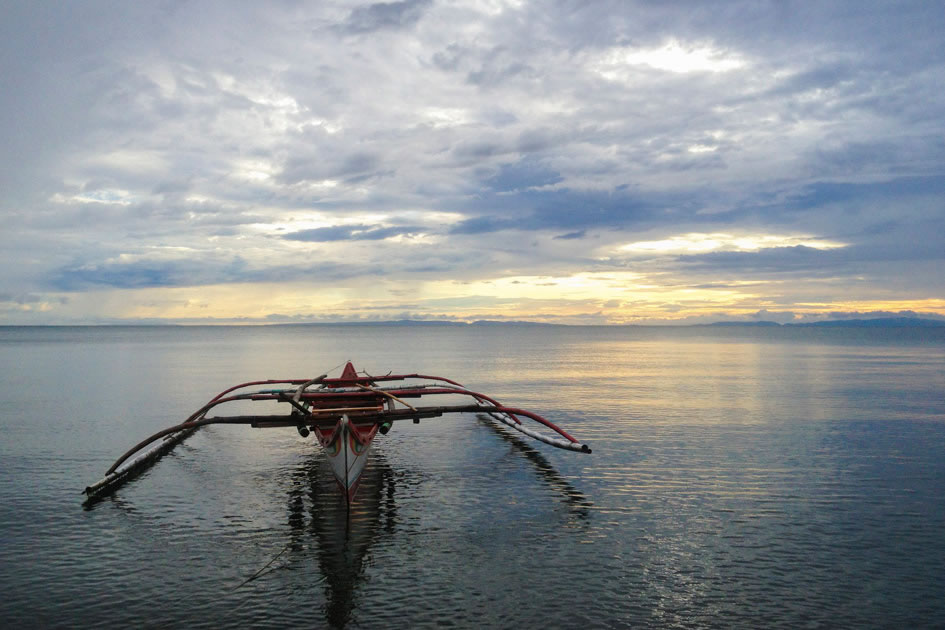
1;1;943;323
554;230;586;240
342;0;433;34
485;158;563;193
51;261;185;290
283;224;426;242
48;256;358;290
785;176;945;211
0;293;69;306
448;188;664;235
676;245;844;273
449;216;520;235
279;151;386;186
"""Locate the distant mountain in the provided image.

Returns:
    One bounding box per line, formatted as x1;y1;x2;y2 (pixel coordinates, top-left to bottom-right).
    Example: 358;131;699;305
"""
273;319;560;327
786;317;945;328
272;319;466;327
703;317;945;328
471;320;558;326
378;319;466;326
704;321;782;327
336;319;555;326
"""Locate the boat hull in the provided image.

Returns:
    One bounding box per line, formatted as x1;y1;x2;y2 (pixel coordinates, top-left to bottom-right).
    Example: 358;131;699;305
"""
316;415;379;503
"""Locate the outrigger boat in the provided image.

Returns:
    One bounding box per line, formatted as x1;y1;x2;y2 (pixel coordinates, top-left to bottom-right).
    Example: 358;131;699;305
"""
84;362;592;504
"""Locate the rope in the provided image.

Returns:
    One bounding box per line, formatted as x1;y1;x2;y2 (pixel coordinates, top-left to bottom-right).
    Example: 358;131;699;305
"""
232;542;292;590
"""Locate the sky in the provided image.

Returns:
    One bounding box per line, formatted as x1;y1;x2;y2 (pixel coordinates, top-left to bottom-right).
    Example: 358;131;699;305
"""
1;0;943;325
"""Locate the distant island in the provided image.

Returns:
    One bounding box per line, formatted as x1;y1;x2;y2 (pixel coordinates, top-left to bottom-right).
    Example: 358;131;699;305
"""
789;317;945;328
706;317;945;328
704;321;782;327
271;319;558;327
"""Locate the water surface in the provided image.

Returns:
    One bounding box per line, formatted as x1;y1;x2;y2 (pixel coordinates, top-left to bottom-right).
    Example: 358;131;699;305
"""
1;325;943;628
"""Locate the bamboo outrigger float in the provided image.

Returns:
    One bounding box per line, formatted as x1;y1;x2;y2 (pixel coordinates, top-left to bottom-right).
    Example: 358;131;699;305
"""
84;361;592;504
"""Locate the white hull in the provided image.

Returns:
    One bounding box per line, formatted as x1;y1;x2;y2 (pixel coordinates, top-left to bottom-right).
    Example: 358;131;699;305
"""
321;415;376;503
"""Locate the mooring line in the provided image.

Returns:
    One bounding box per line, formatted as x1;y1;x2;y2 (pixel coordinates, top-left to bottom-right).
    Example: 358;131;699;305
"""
232;543;293;590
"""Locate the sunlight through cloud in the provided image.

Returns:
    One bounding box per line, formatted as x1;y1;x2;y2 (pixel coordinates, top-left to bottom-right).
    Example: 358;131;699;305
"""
51;189;137;206
594;40;747;80
619;233;848;254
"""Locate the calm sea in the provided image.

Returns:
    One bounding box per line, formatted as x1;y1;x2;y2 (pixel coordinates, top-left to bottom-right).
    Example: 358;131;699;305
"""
0;324;943;628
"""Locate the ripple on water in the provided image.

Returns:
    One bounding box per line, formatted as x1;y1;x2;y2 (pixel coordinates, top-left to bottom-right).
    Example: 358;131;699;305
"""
2;325;944;627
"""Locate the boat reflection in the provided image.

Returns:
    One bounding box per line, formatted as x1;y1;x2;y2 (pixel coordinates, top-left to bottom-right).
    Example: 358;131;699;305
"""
285;417;590;628
286;450;395;628
477;414;593;521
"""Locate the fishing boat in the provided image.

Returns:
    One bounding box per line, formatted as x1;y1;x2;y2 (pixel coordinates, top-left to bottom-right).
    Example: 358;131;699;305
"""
83;361;592;504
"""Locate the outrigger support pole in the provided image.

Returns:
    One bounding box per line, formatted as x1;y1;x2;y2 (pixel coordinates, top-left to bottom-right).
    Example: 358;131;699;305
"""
83;402;591;502
83;365;592;503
